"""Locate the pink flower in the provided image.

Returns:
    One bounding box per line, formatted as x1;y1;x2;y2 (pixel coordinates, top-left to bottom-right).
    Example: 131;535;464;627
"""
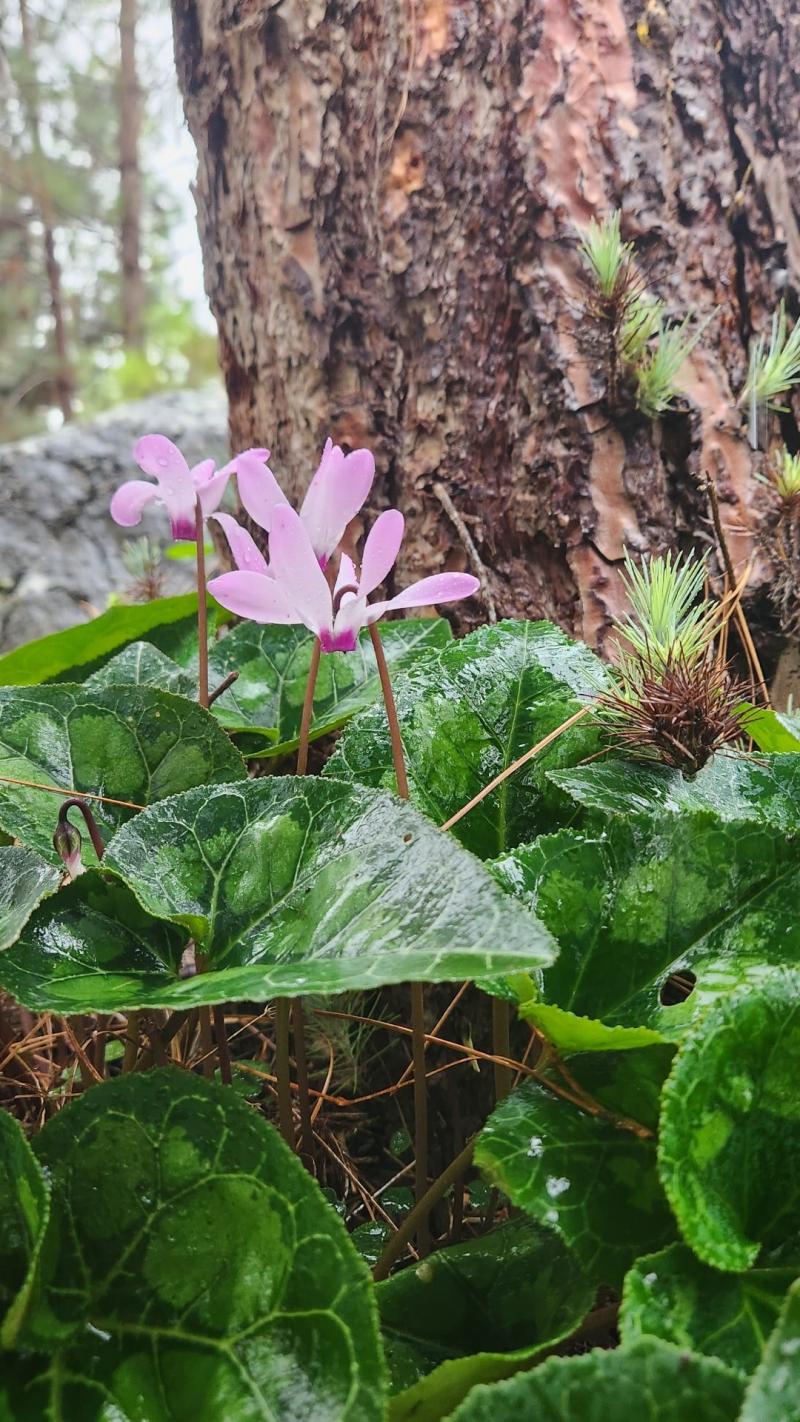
209;504;480;652
110;434;271;542
236;437;375;566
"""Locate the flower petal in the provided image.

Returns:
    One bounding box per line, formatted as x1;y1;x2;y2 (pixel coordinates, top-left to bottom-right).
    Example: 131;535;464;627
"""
133;434;196;540
110;479;160;528
368;572;481;618
235;450;289;531
330;593;368;652
300;441;375;561
334;553;358;596
208;570;297;624
269;504;333;640
358;509;404;596
212;513;269;574
196;469;231;518
190;458;217;486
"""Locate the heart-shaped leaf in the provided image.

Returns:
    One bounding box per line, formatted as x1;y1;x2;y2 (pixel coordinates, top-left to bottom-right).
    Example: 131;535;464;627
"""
0;1070;385;1421
659;970;800;1271
0;592;203;687
0;1110;49;1349
378;1217;593;1421
621;1243;795;1377
0;847;60;950
86;641;196;695
474;1068;674;1288
492;813;800;1048
327;620;610;858
1;778;556;1012
550;753;800;831
446;1338;744;1421
740;1277;800;1421
204;617;453;750
0;684;246;863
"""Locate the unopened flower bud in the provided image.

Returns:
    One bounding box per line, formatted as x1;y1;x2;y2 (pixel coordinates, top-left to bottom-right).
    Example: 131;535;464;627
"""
53;818;84;880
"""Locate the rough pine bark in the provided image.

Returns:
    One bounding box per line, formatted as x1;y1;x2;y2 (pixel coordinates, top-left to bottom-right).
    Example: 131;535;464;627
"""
171;0;800;655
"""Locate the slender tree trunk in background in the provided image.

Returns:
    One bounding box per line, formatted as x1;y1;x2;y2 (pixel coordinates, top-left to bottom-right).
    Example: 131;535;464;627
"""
171;0;800;659
18;0;73;423
119;0;145;348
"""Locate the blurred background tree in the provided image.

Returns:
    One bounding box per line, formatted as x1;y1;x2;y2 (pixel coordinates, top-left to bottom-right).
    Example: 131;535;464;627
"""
0;0;217;441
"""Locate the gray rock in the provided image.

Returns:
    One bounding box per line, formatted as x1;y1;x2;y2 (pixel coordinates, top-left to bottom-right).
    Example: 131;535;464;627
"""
0;387;229;650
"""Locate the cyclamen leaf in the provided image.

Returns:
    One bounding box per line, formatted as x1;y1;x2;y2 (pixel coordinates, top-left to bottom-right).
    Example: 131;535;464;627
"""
327;620;610;859
0;847;60;950
492;813;800;1048
0;1070;385;1421
621;1243;795;1377
740;1277;800;1421
744;706;800;753
446;1338;744;1422
0;684;246;864
378;1218;593;1422
0;1110;49;1350
2;778;556;1013
474;1076;674;1289
549;752;800;832
85;641;196;695
658;970;800;1271
0;592;203;687
205;617;453;750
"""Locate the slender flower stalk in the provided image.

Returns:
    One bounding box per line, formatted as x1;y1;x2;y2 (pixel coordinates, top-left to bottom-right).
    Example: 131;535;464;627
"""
195;498;209;708
296;638;322;776
275;999;294;1148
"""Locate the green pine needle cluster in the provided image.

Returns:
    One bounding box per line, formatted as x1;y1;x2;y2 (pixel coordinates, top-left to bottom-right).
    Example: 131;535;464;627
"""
579;211;634;300
579;211;711;419
772;447;800;500
614;550;718;677
741;302;800;448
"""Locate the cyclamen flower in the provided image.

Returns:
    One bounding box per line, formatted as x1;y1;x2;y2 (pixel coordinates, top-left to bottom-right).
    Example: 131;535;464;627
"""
236;437;375;566
110;434;271;542
209;504;479;653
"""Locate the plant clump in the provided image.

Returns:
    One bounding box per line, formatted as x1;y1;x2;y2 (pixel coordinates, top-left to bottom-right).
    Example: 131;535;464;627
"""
598;551;751;772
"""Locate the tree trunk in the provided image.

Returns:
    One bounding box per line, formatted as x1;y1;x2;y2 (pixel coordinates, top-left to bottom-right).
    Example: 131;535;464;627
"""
119;0;145;348
171;0;799;654
18;0;73;423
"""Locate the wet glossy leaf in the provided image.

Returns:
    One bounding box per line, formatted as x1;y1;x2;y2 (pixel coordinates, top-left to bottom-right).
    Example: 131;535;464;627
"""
378;1217;593;1422
659;971;800;1271
0;593;203;687
0;1110;48;1349
745;706;800;753
550;752;800;831
326;620;610;858
492;812;800;1047
0;1070;385;1421
204;617;453;750
740;1277;800;1421
446;1338;744;1422
474;1075;674;1288
85;641;196;695
3;778;556;1012
0;847;60;950
0;875;187;1014
0;684;246;863
621;1243;795;1376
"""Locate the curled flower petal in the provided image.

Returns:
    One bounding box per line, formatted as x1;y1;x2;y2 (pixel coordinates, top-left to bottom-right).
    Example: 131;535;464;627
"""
110;479;161;528
212;513;269;574
134;434;191;481
190;458;217;486
368;572;480;619
358;509;404;596
236;450;290;531
208;570;297;624
334;553;358;596
300;441;375;562
269;505;334;640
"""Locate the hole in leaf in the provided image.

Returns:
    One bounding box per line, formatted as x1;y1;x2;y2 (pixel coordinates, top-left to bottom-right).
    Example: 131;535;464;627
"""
660;969;697;1006
403;833;413;843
